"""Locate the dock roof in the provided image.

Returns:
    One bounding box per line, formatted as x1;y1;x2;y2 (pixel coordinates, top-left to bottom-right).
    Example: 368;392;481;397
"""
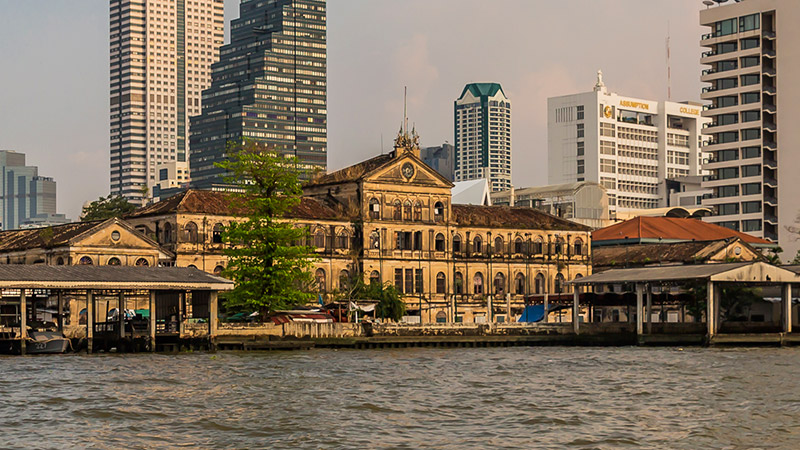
0;266;234;290
570;261;798;286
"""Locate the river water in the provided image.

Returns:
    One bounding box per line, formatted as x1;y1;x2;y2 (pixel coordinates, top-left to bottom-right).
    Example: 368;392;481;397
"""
2;347;800;449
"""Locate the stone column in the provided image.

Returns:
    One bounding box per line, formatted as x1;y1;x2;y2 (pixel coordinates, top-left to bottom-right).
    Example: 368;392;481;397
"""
149;290;157;352
646;287;652;335
706;281;715;339
87;290;94;354
573;286;580;334
118;291;126;342
19;289;27;356
636;284;644;336
783;283;792;333
209;291;218;350
57;290;64;333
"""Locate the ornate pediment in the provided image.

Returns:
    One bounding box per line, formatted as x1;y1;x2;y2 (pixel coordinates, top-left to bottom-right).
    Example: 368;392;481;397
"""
367;155;453;190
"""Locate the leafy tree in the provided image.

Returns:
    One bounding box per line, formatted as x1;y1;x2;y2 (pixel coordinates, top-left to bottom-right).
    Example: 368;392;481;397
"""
81;195;137;221
790;249;800;265
373;283;406;322
764;246;782;265
216;139;317;315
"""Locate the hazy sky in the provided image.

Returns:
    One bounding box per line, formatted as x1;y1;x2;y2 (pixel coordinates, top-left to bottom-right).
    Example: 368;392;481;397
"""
0;0;707;220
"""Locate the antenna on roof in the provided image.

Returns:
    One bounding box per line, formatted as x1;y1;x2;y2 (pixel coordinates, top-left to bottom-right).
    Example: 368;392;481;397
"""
666;21;672;100
403;86;408;135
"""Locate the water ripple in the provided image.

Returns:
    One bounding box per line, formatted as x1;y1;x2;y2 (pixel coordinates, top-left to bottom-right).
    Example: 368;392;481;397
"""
2;347;800;448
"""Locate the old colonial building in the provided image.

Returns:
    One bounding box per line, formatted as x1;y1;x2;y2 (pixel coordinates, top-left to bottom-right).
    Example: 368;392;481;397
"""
0;218;169;267
2;134;592;323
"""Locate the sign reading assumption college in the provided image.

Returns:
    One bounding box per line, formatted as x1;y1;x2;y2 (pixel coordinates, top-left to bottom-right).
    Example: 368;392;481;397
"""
619;100;650;111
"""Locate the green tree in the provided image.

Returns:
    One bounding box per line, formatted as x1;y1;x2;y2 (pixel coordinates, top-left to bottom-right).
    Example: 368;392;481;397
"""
764;246;783;265
373;283;406;322
216;139;317;315
790;249;800;265
81;195;137;221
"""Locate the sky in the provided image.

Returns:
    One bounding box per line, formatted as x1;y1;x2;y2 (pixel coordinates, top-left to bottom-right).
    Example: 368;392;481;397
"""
0;0;707;221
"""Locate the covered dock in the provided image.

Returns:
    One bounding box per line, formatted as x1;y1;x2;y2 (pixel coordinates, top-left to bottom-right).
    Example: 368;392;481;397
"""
0;265;233;354
570;261;799;344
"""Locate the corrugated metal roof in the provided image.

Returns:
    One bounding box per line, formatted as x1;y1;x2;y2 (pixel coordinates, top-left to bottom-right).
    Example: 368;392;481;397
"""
571;261;798;285
0;266;233;290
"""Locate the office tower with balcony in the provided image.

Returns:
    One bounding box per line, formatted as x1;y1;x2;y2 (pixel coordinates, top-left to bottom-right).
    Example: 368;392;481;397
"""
110;0;225;204
454;83;511;192
0;151;69;230
189;0;327;189
699;1;799;256
548;71;708;217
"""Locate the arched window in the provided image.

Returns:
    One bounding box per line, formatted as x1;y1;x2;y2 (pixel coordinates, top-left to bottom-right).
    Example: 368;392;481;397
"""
433;201;445;222
554;237;564;255
393;200;402;220
473;272;484;294
315;268;326;292
473;235;483;254
573;239;584;256
453;235;462;253
436;272;446;294
494;236;504;254
107;257;121;266
187;264;198;269
369;198;380;219
56;257;65;266
135;258;149;267
212;223;224;244
454;272;464;294
369;230;381;250
436;311;447;323
314;229;326;248
163;222;173;243
514;237;524;254
535;273;545;294
494;272;506;295
435;233;445;252
413;201;422;221
339;270;350;291
336;232;350;249
79;256;93;265
183;221;198;243
214;265;224;275
369;270;381;285
403;200;412;221
555;273;566;293
533;237;544;254
515;273;526;295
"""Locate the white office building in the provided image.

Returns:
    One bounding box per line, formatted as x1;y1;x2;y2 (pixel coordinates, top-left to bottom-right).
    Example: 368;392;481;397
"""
110;0;224;204
454;83;511;192
700;0;800;258
548;72;708;216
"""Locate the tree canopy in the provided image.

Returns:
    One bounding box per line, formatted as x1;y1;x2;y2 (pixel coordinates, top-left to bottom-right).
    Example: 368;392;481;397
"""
217;139;317;314
81;195;137;221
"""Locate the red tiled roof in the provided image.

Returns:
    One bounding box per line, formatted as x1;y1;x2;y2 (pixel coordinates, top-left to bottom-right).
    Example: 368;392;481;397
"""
592;216;772;245
127;190;345;221
452;204;591;231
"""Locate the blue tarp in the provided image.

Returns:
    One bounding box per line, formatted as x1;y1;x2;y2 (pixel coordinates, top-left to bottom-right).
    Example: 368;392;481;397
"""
518;304;544;323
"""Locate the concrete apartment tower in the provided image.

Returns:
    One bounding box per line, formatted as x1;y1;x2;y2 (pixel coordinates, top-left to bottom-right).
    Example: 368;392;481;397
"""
189;0;327;190
454;83;511;192
548;71;707;217
0;151;69;230
109;0;224;204
700;1;800;258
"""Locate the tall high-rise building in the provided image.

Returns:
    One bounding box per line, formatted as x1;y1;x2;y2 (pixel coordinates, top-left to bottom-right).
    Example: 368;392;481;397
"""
189;0;327;189
548;72;708;216
110;0;224;204
454;83;511;192
699;1;800;257
0;151;69;230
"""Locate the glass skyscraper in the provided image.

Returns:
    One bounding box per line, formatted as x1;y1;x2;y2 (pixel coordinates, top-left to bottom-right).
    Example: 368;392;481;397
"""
189;0;327;189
